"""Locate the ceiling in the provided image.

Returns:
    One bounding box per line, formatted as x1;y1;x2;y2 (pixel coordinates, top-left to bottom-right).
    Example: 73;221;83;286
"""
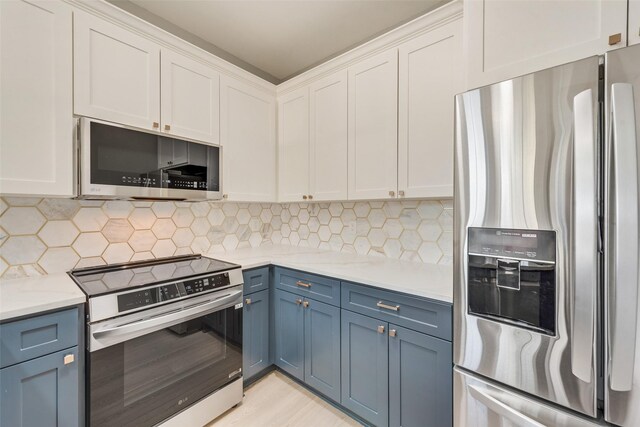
108;0;447;84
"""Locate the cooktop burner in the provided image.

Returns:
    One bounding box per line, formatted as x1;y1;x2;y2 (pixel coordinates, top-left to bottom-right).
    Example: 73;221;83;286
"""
68;254;240;297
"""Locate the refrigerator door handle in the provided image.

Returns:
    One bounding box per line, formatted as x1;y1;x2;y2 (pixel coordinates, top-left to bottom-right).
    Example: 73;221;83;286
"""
467;384;545;427
571;89;598;383
609;82;639;392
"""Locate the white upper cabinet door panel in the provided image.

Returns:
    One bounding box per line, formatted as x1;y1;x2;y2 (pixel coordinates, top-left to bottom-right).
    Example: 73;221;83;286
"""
348;49;398;200
74;12;160;130
0;0;74;196
465;0;628;89
161;49;220;144
278;88;310;203
398;20;462;199
220;76;276;202
309;70;348;201
630;0;640;46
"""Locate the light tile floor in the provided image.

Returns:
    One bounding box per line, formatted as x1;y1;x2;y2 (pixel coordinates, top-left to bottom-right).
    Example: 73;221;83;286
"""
208;371;362;427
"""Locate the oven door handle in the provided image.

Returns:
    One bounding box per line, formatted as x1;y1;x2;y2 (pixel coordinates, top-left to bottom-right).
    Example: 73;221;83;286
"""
91;289;242;350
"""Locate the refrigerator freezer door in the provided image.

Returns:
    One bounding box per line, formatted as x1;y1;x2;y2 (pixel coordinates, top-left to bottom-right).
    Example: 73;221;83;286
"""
605;44;640;426
454;56;601;417
454;368;603;427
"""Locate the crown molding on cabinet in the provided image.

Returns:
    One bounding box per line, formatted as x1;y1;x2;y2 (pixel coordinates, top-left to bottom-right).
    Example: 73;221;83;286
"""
64;0;276;96
276;0;462;96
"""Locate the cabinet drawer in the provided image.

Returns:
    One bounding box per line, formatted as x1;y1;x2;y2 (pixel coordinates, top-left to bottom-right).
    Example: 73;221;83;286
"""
0;308;79;368
243;266;270;295
341;282;451;341
274;268;340;306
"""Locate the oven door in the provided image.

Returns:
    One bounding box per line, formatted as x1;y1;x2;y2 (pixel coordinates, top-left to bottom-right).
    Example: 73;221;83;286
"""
87;288;242;427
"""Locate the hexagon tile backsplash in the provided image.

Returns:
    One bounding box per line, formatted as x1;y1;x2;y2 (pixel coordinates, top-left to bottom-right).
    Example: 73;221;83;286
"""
0;197;453;279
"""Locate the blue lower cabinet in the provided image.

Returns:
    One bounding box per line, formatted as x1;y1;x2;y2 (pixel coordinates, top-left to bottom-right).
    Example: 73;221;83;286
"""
243;289;270;381
341;310;389;427
274;289;305;381
304;299;341;402
389;325;452;427
1;346;80;427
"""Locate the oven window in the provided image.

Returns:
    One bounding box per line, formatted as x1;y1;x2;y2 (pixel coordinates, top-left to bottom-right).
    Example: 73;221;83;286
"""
88;305;242;427
89;121;220;192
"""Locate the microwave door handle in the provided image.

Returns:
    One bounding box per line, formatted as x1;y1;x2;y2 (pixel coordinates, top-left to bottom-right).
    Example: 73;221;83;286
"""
467;385;545;427
572;89;598;383
609;83;639;392
92;289;242;345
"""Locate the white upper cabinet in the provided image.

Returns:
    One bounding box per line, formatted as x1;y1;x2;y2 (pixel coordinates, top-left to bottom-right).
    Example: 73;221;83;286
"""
0;0;74;196
309;70;348;201
465;0;628;89
278;88;310;202
74;12;161;131
398;20;462;199
220;76;276;202
630;0;640;46
348;50;398;200
161;49;220;144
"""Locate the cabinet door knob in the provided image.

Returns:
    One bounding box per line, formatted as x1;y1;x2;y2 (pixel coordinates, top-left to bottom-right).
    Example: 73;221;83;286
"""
223;194;228;199
245;298;252;305
377;325;385;334
64;354;75;365
609;33;622;45
308;195;313;200
164;124;171;131
152;122;159;129
388;190;395;197
398;190;405;197
295;298;303;305
303;195;308;200
389;329;397;337
303;301;309;308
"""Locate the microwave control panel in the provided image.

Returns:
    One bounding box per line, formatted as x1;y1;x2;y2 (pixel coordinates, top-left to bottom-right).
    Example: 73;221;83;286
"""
117;272;231;312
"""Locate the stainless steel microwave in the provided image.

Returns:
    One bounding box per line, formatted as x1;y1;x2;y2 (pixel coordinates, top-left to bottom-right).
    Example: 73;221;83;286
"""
77;118;222;201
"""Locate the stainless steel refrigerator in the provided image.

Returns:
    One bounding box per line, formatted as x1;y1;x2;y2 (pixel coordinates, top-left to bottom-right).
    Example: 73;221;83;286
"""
453;43;640;426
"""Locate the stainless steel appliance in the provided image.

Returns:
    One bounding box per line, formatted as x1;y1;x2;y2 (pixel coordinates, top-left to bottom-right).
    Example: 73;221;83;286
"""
69;255;243;427
77;117;222;201
454;44;640;426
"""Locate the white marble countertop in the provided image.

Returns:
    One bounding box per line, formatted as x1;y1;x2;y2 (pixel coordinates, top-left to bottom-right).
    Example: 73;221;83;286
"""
208;244;453;303
0;273;86;322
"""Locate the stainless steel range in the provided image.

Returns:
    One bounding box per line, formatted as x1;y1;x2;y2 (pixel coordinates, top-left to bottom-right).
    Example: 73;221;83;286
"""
69;255;244;427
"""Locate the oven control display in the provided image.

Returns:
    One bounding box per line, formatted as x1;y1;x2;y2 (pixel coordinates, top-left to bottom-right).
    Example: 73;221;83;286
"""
117;272;232;312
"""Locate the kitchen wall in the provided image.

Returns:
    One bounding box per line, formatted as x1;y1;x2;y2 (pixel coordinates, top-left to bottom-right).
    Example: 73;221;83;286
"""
0;197;452;279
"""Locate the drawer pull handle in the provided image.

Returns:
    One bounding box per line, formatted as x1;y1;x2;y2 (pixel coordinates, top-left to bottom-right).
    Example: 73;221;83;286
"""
296;281;311;288
63;354;75;365
377;301;400;311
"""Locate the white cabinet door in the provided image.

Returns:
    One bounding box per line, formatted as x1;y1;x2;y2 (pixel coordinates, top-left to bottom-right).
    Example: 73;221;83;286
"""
630;0;640;46
0;0;74;196
278;88;310;202
161;49;220;144
465;0;628;89
220;76;276;202
348;50;398;200
74;12;160;130
309;70;348;201
398;20;462;199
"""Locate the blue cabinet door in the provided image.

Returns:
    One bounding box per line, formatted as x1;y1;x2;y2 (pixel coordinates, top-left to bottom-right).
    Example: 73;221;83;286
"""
341;310;389;427
303;298;341;403
274;289;305;381
389;325;452;427
1;347;79;427
243;289;270;381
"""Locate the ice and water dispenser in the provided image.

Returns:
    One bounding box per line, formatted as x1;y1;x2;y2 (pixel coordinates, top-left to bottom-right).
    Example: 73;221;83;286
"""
467;228;557;335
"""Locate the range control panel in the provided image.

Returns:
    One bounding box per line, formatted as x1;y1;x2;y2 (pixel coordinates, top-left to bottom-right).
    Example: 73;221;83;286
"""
117;272;231;312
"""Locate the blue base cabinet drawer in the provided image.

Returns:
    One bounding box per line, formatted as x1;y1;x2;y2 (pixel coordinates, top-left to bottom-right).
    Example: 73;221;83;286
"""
341;282;451;340
274;268;340;306
242;267;270;295
243;289;270;381
1;346;80;427
0;308;79;368
389;325;452;427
